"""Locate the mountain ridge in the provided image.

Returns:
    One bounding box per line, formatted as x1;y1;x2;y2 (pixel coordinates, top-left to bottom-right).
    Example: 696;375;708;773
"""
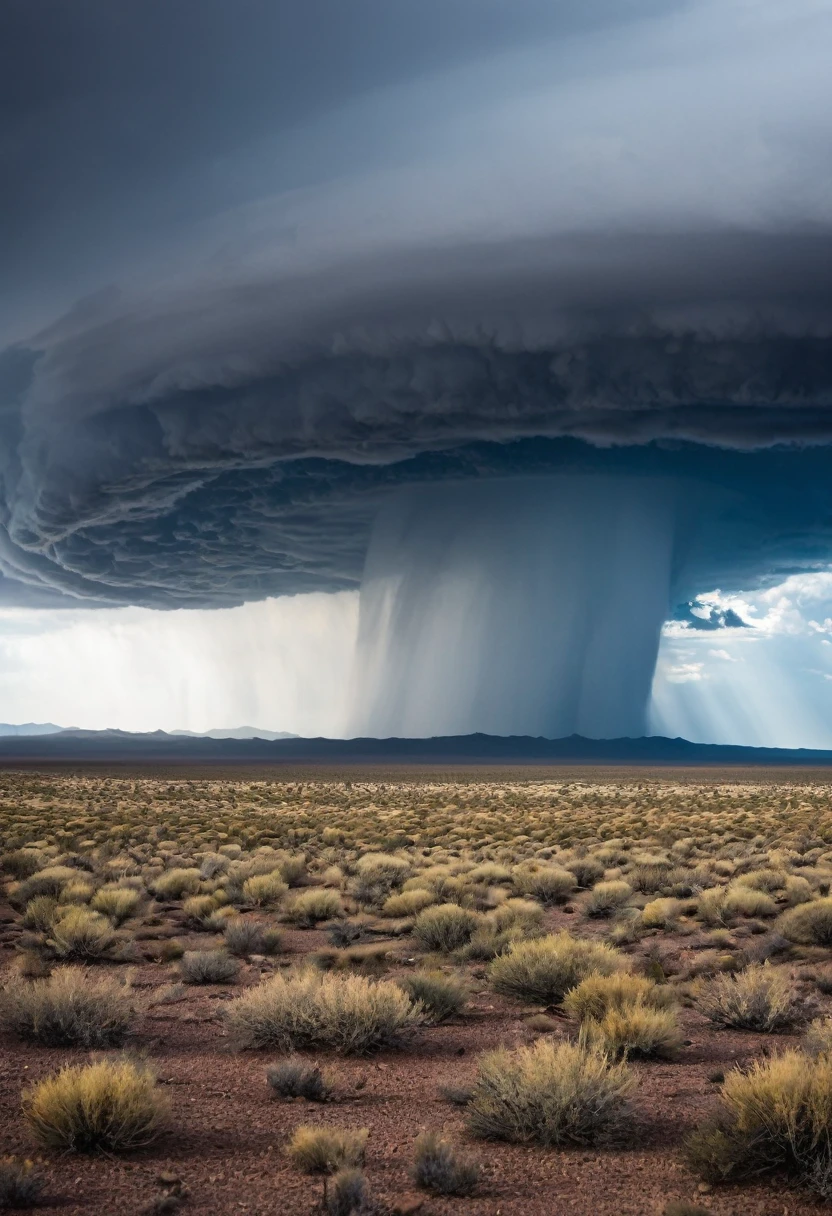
0;728;829;765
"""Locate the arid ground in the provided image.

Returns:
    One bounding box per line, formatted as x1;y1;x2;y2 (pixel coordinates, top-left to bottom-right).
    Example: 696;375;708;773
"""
2;765;832;1216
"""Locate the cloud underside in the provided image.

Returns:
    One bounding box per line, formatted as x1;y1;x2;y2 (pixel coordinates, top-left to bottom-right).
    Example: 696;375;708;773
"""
2;229;832;609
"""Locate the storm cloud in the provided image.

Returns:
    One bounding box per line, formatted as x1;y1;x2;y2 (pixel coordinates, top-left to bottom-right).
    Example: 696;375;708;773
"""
2;0;832;734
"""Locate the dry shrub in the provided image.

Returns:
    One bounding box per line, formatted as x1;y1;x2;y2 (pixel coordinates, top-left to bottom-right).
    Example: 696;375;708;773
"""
779;897;832;945
686;1050;832;1190
152;868;202;899
267;1058;332;1101
722;887;777;919
412;1130;480;1196
381;889;435;918
488;898;544;934
734;869;786;893
179;950;240;985
584;880;633;918
241;872;288;907
91;887;141;924
285;889;344;927
0;1157;45;1208
490;932;624;1005
413;904;480;952
513;866;576;906
641;897;682;929
286;1125;368;1174
804;1016;832;1057
49;908;118;960
23;1058;166;1152
226;969;420;1052
562;972;675;1021
695;963;799;1031
583;1005;684;1059
325;1168;366;1216
0;965;134;1047
223;917;267;957
22;896;58;932
466;1036;634;1145
182;894;219;927
398;970;468;1023
566;858;605;889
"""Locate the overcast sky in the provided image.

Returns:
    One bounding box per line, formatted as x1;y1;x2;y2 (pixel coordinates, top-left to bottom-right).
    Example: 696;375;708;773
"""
1;0;831;743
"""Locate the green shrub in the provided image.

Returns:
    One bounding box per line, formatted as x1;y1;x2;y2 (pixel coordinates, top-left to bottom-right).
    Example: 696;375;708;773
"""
398;971;467;1023
466;1036;634;1145
179;950;240;985
49;908;118;960
226;970;420;1052
23;1059;166;1152
490;932;624;1005
695;963;799;1031
413;904;480;952
285;889;344;927
286;1125;368;1174
0;965;134;1047
779;898;832;945
412;1130;480;1196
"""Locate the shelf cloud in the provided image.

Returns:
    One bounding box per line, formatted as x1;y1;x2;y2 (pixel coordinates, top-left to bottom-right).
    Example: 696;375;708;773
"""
1;0;831;735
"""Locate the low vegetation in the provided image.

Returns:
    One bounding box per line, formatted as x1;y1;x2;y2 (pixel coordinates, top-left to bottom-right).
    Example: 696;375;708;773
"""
23;1058;166;1152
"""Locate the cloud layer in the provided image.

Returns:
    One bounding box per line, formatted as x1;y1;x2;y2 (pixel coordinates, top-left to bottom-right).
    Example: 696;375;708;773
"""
1;0;831;611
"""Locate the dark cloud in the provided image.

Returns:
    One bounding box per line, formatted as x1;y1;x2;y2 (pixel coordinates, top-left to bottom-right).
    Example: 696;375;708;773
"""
0;0;831;620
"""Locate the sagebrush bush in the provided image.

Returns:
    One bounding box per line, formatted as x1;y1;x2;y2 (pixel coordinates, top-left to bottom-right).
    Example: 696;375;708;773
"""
566;858;605;889
641;897;682;929
695;963;799;1031
513;866;576;905
267;1058;332;1101
22;896;58;932
286;889;345;927
241;871;288;907
562;972;675;1022
223;917;267;956
466;1036;634;1145
226;969;420;1052
381;889;435;918
0;966;134;1047
584;880;633;918
91;887;141;924
179;950;240;985
780;897;832;945
326;1168;366;1216
490;932;624;1005
412;1130;480;1196
153;868;202;899
722;886;778;919
583;1005;684;1059
686;1050;832;1189
49;907;118;960
398;970;467;1023
286;1125;368;1174
0;1157;46;1208
413;903;480;952
488;898;544;934
23;1059;166;1152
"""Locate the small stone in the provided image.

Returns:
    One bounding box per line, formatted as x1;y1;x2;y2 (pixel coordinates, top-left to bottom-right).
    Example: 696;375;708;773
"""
696;1181;713;1194
390;1196;424;1216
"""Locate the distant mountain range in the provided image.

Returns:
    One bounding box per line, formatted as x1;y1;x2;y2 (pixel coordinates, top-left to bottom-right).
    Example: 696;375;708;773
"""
0;728;829;765
0;723;296;741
